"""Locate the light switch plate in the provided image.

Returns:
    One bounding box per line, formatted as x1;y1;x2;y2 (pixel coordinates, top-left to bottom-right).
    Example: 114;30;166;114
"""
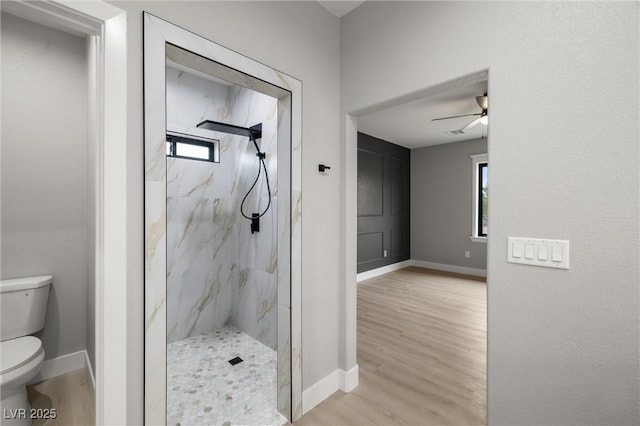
507;237;570;269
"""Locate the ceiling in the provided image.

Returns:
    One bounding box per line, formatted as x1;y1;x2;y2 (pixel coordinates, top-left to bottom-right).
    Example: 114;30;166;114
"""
317;1;366;18
357;80;489;149
316;1;488;150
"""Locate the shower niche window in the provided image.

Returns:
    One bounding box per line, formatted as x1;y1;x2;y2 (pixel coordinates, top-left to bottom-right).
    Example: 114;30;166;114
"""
166;132;220;162
165;56;284;424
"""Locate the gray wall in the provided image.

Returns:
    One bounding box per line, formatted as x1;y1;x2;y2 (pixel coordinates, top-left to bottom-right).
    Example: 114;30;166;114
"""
341;2;638;425
105;2;341;422
63;2;636;423
1;13;90;362
411;138;487;271
357;132;410;272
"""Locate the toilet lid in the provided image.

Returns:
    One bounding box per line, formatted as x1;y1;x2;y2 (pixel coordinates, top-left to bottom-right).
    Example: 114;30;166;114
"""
0;336;43;375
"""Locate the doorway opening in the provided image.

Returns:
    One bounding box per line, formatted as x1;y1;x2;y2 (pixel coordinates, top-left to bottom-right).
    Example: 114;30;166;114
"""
0;1;127;424
349;70;489;423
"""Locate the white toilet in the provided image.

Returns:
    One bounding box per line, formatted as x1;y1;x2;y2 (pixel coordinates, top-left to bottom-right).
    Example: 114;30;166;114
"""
0;276;51;426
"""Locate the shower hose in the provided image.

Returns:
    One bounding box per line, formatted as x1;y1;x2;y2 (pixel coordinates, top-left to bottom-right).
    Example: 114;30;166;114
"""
240;132;272;223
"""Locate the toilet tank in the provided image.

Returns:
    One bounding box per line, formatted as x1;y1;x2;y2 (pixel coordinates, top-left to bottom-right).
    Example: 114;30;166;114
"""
0;275;52;341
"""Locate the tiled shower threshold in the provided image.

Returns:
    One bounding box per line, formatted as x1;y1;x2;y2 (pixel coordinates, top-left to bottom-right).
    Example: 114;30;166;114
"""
167;327;287;426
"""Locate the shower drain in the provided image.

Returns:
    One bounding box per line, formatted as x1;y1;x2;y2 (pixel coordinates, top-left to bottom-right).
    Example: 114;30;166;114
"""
228;356;243;366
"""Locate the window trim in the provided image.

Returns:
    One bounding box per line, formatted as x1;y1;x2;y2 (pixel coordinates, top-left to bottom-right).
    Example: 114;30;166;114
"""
478;162;488;237
470;153;488;243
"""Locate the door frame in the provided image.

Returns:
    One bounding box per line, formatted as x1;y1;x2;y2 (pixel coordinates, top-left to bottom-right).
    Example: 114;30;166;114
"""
341;70;490;378
0;1;128;424
142;13;303;424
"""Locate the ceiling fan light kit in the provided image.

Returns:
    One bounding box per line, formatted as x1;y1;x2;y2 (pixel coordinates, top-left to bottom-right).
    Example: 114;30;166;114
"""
433;92;488;134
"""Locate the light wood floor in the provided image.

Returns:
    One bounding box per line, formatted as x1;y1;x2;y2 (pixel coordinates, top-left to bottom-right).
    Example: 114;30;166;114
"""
26;368;94;426
297;267;486;426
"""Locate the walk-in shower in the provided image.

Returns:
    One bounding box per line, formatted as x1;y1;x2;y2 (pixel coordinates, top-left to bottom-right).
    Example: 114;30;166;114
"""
164;62;283;425
143;15;302;424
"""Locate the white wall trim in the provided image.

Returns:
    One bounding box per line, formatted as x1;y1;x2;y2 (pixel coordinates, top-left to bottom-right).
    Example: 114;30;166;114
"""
469;236;488;243
339;113;359;387
357;260;412;282
357;259;487;281
340;365;359;393
1;0;101;37
411;259;487;278
29;350;90;385
302;365;360;415
99;9;128;426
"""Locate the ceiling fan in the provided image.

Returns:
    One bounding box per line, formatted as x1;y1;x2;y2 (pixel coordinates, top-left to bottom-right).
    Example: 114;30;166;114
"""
432;93;488;135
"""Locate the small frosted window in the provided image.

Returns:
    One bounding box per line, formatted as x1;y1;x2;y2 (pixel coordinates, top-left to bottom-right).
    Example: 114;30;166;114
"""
166;133;219;163
176;142;209;159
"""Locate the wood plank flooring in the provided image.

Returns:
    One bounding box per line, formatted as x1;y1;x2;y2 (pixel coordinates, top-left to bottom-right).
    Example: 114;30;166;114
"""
26;367;94;426
296;267;486;426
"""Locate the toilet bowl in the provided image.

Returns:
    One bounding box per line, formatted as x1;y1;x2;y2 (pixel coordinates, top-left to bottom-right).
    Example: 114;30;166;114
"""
0;337;45;426
0;276;51;426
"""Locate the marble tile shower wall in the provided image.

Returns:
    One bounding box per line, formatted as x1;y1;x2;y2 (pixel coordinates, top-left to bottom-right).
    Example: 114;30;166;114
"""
166;67;278;349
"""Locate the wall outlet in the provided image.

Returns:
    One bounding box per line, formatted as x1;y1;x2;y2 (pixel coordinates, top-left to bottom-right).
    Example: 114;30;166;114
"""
465;251;470;258
383;249;388;257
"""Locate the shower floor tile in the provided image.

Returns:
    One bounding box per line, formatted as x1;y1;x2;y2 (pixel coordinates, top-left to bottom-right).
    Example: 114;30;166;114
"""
167;327;287;426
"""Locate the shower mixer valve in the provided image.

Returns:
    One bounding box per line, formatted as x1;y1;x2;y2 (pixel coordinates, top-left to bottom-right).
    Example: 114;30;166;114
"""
251;213;260;234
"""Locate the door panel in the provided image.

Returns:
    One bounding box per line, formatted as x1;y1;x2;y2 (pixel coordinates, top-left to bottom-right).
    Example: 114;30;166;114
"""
357;150;384;217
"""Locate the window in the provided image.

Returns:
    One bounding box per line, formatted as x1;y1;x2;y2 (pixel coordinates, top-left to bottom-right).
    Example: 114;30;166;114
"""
166;132;219;163
470;153;488;242
478;163;488;236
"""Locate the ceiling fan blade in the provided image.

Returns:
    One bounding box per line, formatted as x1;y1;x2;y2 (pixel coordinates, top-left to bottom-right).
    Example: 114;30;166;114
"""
460;116;482;132
431;112;481;122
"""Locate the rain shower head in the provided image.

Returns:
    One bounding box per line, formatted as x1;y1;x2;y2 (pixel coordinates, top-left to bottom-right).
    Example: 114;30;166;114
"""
197;120;262;153
196;120;262;140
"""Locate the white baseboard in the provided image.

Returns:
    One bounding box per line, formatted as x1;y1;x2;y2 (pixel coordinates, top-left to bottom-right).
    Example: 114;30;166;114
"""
302;365;359;415
357;259;486;281
357;260;412;282
339;365;359;392
29;349;94;386
411;259;487;278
